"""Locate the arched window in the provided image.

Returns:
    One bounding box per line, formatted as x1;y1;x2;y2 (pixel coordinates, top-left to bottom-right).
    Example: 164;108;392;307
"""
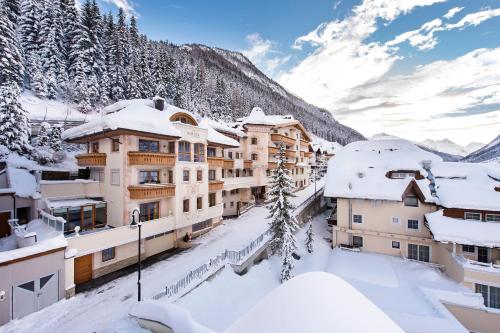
194;143;205;162
251;153;258;161
178;141;191;161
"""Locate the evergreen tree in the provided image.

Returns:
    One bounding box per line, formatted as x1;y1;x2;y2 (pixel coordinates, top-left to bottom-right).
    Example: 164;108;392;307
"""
37;121;51;147
212;76;232;122
29;53;48;97
0;0;24;85
0;82;31;155
267;142;298;282
49;124;62;151
305;220;314;253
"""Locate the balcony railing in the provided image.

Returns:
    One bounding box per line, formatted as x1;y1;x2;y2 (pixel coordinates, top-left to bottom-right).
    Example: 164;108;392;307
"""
285;149;296;158
128;184;175;199
209;180;224;191
208;156;224;168
128;151;176;166
243;160;253;168
223;159;234;169
270;133;296;145
76;153;106;166
304;151;313;157
268;161;295;169
268;146;279;154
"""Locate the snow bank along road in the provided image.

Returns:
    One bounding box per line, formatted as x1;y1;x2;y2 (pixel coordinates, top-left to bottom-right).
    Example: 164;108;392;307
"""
0;179;324;333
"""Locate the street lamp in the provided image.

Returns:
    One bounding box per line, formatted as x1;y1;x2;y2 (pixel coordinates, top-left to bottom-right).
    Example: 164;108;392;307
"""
131;208;142;302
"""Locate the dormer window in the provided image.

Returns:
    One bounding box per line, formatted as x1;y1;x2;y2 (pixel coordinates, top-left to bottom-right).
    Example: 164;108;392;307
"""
404;193;418;207
464;212;481;221
392;172;415;179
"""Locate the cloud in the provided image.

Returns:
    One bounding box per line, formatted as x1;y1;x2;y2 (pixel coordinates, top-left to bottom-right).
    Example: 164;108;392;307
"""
443;6;464;19
242;34;290;77
387;8;500;51
102;0;137;16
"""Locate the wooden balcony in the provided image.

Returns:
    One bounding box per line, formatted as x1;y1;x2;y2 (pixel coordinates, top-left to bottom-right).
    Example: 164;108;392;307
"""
268;161;295;170
208;156;224;168
128;184;175;199
128;151;175;166
268;146;279;154
270;133;295;145
304;151;313;157
244;160;253;168
209;180;224;191
300;140;310;149
76;153;106;166
223;159;234;169
285;149;296;158
285;162;295;169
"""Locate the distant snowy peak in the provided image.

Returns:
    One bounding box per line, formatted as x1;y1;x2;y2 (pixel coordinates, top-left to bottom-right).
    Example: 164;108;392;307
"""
463;135;500;163
465;142;486;155
420;138;469;157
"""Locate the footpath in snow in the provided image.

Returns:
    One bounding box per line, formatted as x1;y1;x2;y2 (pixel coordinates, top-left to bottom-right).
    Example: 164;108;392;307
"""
0;180;324;333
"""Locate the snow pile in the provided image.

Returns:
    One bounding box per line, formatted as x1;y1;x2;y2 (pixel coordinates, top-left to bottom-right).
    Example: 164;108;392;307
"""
432;162;500;211
324;139;441;201
7;167;39;198
426;210;500;247
129;300;216;333
225;272;404;333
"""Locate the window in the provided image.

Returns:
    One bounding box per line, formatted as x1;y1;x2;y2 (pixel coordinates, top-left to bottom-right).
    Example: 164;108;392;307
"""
197;197;203;210
168;170;173;183
92;142;99;153
209;193;216;207
183;170;190;182
222;190;226;197
140;202;159;221
207;147;216;157
167;141;175;154
178;141;191;161
251;137;257;145
465;212;481;221
392;217;400;224
353;236;363;247
230;201;234;207
392;172;415;179
209;170;216;181
196;170;203;181
183;199;189;213
407;219;419;230
194;143;205;162
353;214;363;224
251;153;258;161
139;170;160;184
110;170;120;185
486;214;500;222
408;244;430;262
192;219;212;232
404;194;418;207
228;151;233;159
476;284;500;309
138;139;159;152
112;139;120;152
392;241;400;249
102;247;115;262
462;245;475;253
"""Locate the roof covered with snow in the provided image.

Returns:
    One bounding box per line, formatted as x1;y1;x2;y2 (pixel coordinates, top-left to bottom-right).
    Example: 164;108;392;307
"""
224;272;403;333
7;167;40;199
431;162;500;211
199;119;240;148
62;99;182;141
426;210;500;247
324;139;441;202
311;134;343;155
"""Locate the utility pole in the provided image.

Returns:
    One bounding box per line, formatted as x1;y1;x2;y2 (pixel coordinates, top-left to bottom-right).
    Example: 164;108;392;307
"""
131;208;142;302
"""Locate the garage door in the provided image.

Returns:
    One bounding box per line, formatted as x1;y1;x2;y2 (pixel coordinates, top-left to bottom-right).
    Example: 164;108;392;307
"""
12;273;59;320
74;254;93;284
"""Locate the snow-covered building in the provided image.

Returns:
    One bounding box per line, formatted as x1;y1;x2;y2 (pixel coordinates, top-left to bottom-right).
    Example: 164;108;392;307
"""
53;98;238;295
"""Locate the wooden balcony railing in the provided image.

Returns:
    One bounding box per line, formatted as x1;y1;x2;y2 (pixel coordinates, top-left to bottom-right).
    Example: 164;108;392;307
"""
223;159;234;169
267;161;295;170
128;184;175;200
285;162;295;169
270;133;295;145
300;140;310;149
208;156;224;168
209;180;224;191
244;160;253;168
285;149;296;158
76;153;107;166
268;146;279;154
304;151;313;157
128;151;176;166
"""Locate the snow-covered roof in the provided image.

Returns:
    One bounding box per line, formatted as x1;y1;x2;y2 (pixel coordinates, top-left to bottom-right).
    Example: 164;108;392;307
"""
7;167;40;199
311;134;343;155
224;272;404;333
203;118;246;138
324;139;441;201
199;119;240;148
62;99;182;141
46;198;104;209
426;210;500;247
431;162;500;211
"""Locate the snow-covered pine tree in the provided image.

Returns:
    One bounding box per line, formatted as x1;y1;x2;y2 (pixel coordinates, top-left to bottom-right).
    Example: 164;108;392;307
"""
305;220;314;253
19;0;41;88
0;0;24;85
267;142;298;282
49;124;62;151
0;82;31;155
211;76;232;122
29;53;48;98
37;121;51;147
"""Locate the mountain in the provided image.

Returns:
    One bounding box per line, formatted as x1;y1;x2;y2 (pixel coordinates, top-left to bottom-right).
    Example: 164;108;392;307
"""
416;145;462;162
462;135;500;163
420;139;469;156
465;142;485;154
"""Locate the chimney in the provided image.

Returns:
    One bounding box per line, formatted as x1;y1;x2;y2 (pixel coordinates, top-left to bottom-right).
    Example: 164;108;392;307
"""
153;96;165;111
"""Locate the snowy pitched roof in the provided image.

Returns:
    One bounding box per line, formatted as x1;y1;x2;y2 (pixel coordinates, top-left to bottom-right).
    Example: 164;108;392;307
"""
311;135;343;155
224;272;404;333
324;139;441;201
62;99;182;141
431;162;500;211
204;118;246;138
426;210;500;247
199;119;240;148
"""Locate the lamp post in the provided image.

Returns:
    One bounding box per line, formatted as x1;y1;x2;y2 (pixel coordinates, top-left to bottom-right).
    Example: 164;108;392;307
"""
131;208;142;302
314;164;317;200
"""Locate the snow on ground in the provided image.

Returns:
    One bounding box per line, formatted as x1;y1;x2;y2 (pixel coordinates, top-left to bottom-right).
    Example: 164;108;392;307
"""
0;180;323;333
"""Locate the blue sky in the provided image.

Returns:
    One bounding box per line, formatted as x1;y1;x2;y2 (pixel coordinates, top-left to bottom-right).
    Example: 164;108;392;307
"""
100;0;500;146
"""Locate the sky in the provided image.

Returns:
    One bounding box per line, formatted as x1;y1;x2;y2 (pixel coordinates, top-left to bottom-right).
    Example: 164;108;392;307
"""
99;0;500;146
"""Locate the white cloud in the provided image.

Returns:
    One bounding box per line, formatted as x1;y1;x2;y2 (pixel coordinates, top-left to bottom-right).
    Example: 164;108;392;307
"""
443;6;464;19
446;8;500;29
103;0;137;16
242;34;290;77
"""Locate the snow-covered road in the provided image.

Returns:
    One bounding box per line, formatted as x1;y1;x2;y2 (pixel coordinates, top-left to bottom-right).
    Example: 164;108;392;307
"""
0;179;324;333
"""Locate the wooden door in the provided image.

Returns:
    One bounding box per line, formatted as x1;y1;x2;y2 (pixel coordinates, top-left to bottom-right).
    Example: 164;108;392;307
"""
0;211;11;237
74;254;93;285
